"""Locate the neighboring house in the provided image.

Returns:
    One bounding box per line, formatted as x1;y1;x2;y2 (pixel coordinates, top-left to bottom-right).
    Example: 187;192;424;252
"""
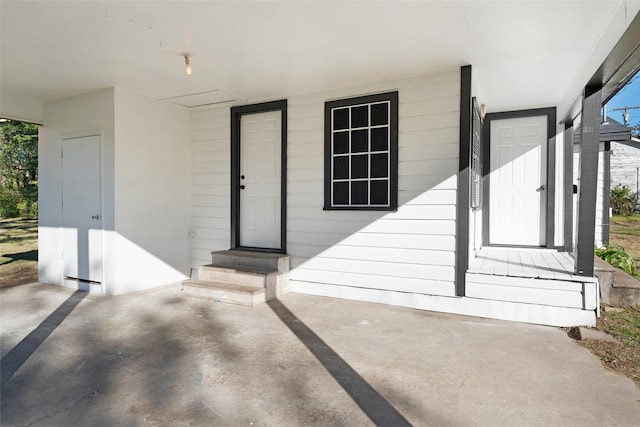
611;137;640;202
573;117;633;246
1;2;639;327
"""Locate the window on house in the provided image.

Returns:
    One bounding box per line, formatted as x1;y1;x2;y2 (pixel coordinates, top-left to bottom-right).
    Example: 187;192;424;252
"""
471;97;483;209
324;91;398;210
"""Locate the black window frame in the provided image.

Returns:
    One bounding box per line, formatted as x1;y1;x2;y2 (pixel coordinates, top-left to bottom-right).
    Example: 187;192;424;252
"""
323;91;398;211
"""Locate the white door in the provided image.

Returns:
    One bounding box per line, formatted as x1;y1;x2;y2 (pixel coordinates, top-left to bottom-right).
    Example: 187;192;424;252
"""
62;136;103;283
240;110;281;249
490;116;547;246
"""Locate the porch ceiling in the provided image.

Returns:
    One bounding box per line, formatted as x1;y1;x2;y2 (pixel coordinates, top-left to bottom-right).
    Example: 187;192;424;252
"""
1;1;638;123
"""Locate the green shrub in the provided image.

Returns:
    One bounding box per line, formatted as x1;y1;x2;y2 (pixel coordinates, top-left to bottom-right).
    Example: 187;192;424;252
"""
0;187;37;218
610;184;637;216
595;244;636;275
0;187;21;218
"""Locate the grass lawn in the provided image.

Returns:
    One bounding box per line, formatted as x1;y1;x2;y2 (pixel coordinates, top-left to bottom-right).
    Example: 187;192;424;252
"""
610;213;640;279
582;306;640;387
0;217;38;288
585;213;640;387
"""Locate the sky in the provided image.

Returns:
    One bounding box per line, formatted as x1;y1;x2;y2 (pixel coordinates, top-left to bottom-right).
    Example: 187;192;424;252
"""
604;71;640;128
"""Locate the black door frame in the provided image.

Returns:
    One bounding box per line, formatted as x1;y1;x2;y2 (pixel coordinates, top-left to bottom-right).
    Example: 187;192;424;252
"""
230;99;287;254
481;107;557;249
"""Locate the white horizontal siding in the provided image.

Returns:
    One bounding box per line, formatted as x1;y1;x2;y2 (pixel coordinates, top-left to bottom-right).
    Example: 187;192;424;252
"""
288;69;460;298
189;69;460;295
573;143;605;246
466;273;598;311
190;107;231;267
288;281;596;327
290;269;454;296
611;141;640;197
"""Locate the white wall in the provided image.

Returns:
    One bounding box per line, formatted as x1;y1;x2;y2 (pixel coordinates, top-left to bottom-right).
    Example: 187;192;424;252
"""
39;88;191;294
112;88;191;294
190;106;231;264
190;69;460;303
573;142;605;247
39;89;116;289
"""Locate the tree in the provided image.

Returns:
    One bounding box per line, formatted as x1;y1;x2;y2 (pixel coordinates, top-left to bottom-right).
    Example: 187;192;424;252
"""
0;120;39;217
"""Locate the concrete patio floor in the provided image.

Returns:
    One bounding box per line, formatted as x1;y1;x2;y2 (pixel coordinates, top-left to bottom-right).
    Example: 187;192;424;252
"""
1;283;639;426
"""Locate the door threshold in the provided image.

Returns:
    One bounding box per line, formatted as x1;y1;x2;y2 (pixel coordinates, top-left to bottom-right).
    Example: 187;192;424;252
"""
64;276;102;285
233;246;285;255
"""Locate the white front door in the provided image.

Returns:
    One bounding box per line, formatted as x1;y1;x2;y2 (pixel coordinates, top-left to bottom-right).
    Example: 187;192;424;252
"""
239;110;281;249
62;135;103;283
490;116;547;246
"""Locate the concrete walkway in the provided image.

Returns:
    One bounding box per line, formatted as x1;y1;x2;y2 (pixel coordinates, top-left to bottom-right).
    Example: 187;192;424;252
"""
1;283;639;426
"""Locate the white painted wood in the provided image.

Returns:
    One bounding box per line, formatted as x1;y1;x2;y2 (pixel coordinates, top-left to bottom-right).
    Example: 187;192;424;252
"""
465;246;600;312
289;281;596;327
399;189;457;205
584;281;599;310
554;130;564;248
466;283;584;308
186;69;600;328
62;135;103;283
572;143;607;247
190;71;461;299
468;247;594;282
358;219;456;235
289;269;455;297
465;273;584;292
490;116;547;246
240;110;281;249
341;233;456;251
307;246;455;266
190;105;231;267
299;257;455;281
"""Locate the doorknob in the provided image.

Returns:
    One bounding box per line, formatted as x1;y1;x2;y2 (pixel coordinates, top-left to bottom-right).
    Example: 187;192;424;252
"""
241;175;245;180
536;185;546;192
91;214;100;220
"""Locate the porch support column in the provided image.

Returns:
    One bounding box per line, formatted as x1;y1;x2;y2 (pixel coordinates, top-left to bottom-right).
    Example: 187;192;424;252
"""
455;65;472;297
563;123;574;252
575;85;601;276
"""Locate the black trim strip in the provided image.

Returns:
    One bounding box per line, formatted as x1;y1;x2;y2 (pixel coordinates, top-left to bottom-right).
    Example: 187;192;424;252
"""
230;99;288;254
482;107;557;248
455;65;472;297
575;85;602;276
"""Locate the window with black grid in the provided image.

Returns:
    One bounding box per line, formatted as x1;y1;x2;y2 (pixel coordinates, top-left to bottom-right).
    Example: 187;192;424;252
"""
324;92;398;210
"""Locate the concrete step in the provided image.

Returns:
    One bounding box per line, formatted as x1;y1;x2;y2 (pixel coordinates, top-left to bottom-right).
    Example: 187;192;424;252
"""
182;250;290;307
197;264;278;287
211;250;289;272
181;279;266;307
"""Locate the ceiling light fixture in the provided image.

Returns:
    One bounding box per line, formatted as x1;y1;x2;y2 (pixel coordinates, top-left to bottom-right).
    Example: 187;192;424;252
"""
182;53;192;76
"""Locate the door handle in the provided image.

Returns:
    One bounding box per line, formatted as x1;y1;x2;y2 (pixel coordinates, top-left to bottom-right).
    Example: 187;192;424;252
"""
536;185;546;192
239;185;245;190
91;214;100;220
